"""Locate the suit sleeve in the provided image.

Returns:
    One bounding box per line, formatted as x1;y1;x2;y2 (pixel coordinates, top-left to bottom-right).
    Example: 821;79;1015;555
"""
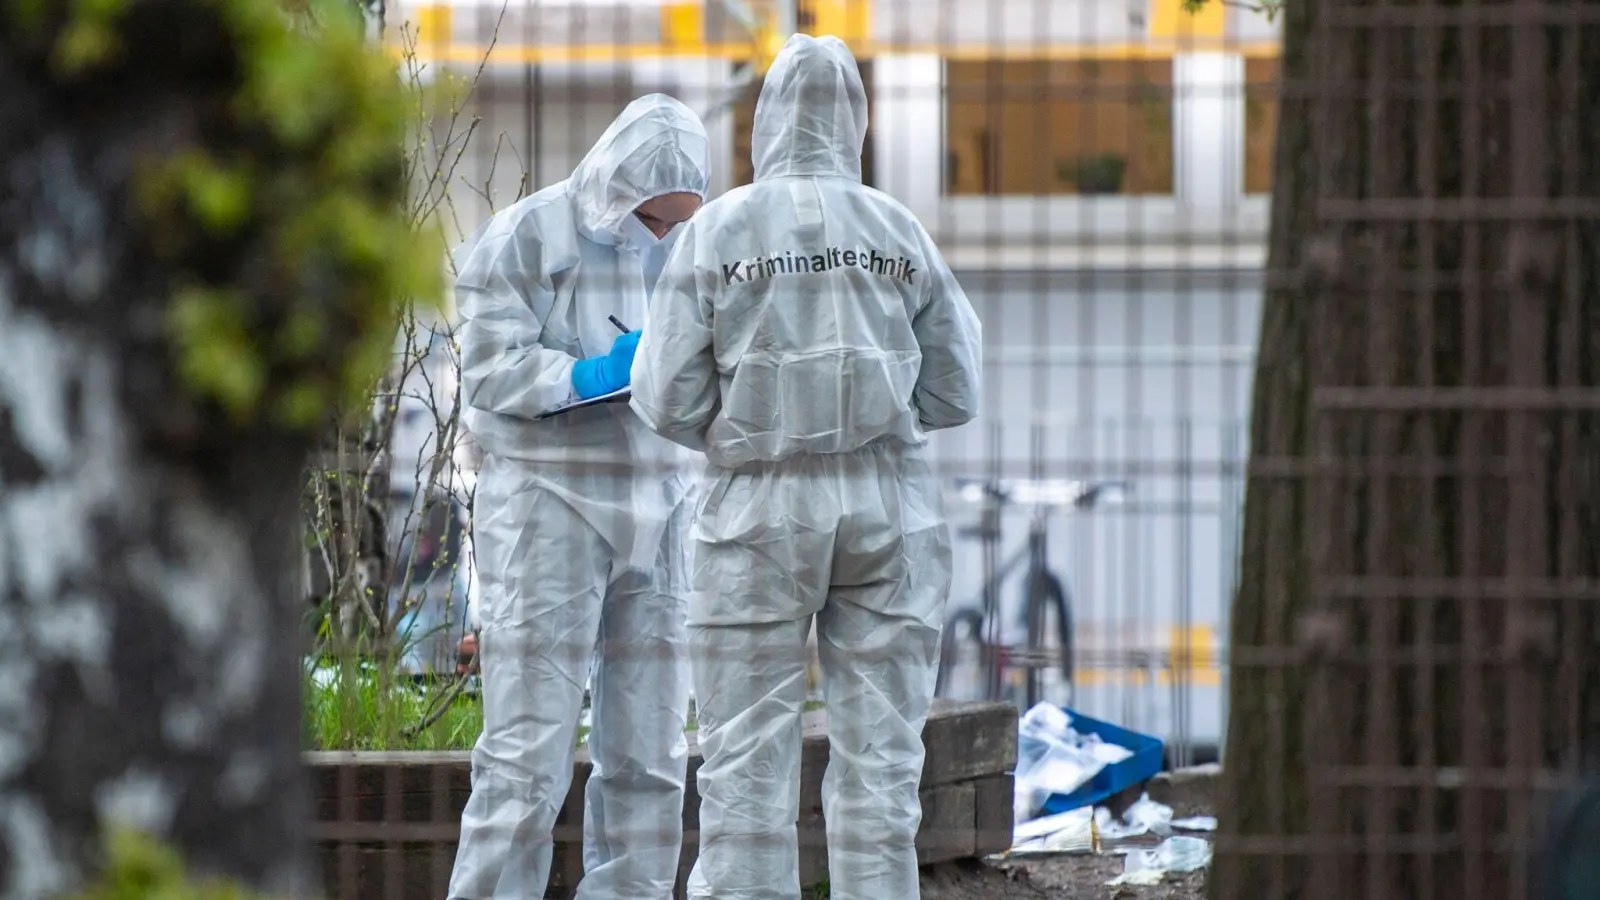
910;228;982;431
631;221;719;450
455;231;577;419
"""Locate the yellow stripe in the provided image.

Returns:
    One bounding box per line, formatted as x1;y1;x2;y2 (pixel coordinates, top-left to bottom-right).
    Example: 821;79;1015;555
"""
852;622;1228;690
390;39;1281;66
412;4;451;46
659;2;704;46
1008;668;1222;688
802;0;872;44
988;624;1224;688
1069;667;1222;688
1147;0;1226;40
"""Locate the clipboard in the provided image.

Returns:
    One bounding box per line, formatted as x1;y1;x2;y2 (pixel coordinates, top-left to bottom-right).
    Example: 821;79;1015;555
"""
534;387;633;420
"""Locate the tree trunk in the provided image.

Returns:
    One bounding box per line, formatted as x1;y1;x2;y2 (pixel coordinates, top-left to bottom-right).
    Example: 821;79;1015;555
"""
0;36;311;900
1208;1;1319;895
1214;4;1600;900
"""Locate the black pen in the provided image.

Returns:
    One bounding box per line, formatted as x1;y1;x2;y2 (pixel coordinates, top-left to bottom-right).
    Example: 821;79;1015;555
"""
608;315;631;334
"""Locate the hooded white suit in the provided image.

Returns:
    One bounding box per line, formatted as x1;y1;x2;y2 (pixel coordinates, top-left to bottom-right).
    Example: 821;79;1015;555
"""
631;36;983;900
448;94;708;900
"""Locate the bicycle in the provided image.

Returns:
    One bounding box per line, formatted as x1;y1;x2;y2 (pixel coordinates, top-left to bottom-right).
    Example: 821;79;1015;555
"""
935;478;1131;710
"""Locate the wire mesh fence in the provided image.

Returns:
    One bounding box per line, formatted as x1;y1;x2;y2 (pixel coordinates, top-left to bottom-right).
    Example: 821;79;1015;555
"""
1208;3;1600;900
323;1;1278;893
390;0;1275;743
310;1;1600;899
333;8;1270;899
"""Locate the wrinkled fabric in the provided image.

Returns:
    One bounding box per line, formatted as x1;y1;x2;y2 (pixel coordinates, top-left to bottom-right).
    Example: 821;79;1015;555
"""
628;34;982;900
448;93;709;900
454;91;707;569
686;444;953;900
450;459;692;900
570;97;711;243
631;37;982;468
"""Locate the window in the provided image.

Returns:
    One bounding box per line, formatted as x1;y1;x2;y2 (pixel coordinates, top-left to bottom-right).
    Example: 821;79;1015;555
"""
1244;56;1279;195
944;58;1175;196
731;60;877;189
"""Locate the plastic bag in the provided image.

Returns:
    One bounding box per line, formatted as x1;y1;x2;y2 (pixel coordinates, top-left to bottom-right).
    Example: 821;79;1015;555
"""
1106;836;1213;885
1013;704;1134;822
1095;794;1174;840
1007;807;1099;856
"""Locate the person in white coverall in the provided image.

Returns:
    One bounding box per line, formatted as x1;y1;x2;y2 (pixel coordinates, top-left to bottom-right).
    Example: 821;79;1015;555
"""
448;93;709;900
630;35;983;900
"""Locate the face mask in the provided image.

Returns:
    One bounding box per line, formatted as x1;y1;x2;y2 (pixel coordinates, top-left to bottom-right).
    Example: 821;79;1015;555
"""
621;213;664;250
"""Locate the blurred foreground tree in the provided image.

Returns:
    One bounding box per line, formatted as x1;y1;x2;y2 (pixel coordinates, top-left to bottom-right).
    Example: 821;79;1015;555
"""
0;0;435;893
1212;2;1600;899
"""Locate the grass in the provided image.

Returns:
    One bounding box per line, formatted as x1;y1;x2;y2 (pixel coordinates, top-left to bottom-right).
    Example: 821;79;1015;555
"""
303;659;830;751
304;662;483;751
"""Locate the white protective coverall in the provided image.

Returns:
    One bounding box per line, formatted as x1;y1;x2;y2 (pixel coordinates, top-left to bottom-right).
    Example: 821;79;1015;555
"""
630;36;983;900
448;94;708;900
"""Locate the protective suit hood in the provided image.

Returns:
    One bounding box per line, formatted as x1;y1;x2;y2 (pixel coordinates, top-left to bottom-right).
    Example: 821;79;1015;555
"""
752;34;868;182
568;93;710;242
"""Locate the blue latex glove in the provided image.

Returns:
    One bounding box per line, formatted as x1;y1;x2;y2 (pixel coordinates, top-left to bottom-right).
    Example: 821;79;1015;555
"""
570;330;641;400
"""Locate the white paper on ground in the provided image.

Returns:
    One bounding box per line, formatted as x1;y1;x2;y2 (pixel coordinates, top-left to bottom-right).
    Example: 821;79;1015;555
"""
1007;807;1096;855
1108;869;1165;886
1106;836;1214;885
1095;794;1175;840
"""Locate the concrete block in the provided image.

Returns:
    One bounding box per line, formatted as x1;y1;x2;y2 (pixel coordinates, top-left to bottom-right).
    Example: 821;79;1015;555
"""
1146;762;1221;820
309;700;1019;900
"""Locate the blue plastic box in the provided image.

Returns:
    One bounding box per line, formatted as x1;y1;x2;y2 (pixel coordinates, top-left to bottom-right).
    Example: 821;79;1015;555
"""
1036;707;1167;816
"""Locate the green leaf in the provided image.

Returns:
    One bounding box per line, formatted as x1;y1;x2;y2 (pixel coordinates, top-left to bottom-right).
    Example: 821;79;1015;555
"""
273;379;329;429
76;828;271;900
178;159;252;234
168;287;266;421
53;19;118;72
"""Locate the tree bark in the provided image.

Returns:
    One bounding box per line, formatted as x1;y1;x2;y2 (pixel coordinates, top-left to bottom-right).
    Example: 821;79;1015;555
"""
0;34;312;900
1208;1;1319;895
1214;4;1600;900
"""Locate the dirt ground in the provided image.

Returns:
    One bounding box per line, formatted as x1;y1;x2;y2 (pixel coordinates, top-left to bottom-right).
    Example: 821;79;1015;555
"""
920;851;1206;900
917;764;1218;899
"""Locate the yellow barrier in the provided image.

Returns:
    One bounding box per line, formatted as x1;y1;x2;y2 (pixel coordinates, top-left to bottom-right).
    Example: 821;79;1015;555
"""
998;624;1225;689
660;2;704;47
396;0;1271;65
799;0;871;49
1147;0;1226;41
412;3;451;46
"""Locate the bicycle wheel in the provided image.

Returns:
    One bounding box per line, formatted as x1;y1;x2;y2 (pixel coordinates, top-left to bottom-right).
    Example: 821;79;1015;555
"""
1023;569;1075;708
936;607;988;700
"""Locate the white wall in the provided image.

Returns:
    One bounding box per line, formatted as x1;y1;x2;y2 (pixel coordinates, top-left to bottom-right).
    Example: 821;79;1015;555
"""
872;54;943;226
929;269;1262;751
872;0;1145;46
1174;52;1245;211
432;66;639;243
433;60;739;246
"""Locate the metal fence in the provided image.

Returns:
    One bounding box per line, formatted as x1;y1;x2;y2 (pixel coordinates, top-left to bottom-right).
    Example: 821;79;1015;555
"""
393;0;1274;755
308;0;1600;898
342;0;1600;898
1210;3;1600;900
